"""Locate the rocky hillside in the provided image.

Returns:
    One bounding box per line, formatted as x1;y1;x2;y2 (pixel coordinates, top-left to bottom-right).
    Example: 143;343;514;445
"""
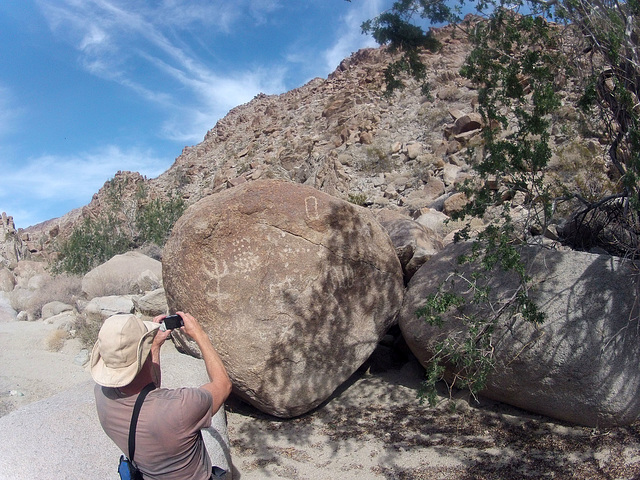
21;21;598;257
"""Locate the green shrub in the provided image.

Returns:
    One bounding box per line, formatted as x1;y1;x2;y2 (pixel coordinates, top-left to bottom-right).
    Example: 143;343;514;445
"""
53;214;132;275
135;195;186;247
347;193;368;206
53;186;186;275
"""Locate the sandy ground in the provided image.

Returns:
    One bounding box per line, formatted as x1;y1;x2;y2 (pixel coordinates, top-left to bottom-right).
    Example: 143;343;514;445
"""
1;291;640;479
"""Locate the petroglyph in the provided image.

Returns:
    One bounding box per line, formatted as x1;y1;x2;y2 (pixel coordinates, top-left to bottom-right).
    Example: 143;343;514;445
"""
229;237;263;274
305;196;320;221
203;259;231;307
233;250;262;274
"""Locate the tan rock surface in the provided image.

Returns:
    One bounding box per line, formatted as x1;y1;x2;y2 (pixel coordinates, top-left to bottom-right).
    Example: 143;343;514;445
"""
163;180;404;417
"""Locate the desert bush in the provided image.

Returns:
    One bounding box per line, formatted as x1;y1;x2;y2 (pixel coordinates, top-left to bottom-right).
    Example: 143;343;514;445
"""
436;85;463;101
360;146;396;173
135;195;186;247
76;313;102;349
53;182;185;275
9;274;81;320
46;329;69;352
418;105;452;131
136;243;163;261
53;214;131;275
347;193;368;206
548;140;615;214
81;271;139;299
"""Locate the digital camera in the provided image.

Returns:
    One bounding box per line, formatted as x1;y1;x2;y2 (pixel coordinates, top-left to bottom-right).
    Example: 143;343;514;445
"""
161;314;184;330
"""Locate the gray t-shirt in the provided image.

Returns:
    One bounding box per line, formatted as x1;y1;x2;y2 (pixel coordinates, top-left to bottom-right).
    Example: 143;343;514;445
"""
95;384;213;480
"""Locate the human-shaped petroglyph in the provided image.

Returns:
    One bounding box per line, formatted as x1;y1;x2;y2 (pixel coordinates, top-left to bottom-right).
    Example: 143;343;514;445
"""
203;259;231;307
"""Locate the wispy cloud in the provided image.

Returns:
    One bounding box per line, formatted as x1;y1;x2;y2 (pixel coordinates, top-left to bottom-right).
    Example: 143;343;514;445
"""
283;0;385;82
323;0;385;72
0;145;169;227
37;0;288;143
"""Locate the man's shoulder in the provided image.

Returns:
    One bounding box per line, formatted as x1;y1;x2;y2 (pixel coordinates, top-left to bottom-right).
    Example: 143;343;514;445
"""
150;386;212;404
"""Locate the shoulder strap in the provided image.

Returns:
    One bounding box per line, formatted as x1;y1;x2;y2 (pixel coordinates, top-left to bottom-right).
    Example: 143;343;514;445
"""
128;383;156;462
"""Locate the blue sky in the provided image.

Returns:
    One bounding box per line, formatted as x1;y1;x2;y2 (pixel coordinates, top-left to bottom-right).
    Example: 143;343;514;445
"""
0;0;393;229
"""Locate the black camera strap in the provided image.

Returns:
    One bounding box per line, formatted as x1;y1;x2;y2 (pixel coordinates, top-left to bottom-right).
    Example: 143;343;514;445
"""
128;382;156;463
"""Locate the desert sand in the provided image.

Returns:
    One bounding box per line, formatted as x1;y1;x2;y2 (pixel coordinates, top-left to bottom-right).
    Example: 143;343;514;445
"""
1;291;639;479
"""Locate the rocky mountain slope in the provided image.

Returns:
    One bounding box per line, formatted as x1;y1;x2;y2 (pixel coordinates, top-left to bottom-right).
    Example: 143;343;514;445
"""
21;21;597;258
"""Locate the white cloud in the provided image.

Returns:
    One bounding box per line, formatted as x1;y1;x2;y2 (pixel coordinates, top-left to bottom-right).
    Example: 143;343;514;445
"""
79;24;108;51
323;0;384;72
5;146;168;195
0;145;171;227
37;0;288;144
160;66;287;143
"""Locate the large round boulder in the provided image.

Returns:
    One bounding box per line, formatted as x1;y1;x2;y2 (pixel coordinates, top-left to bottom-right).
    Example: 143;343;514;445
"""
400;242;640;427
163;180;404;417
82;251;162;298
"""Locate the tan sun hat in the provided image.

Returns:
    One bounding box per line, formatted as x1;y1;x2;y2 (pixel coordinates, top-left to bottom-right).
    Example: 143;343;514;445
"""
90;314;160;388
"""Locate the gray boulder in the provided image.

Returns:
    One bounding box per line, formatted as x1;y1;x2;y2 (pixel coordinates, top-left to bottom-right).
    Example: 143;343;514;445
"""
26;273;52;291
13;260;47;289
82;251;162;298
400;242;640;427
7;287;36;319
44;311;78;332
133;288;168;317
41;301;74;320
0;213;28;267
163;179;404;417
0;267;15;292
374;209;442;282
83;295;135;322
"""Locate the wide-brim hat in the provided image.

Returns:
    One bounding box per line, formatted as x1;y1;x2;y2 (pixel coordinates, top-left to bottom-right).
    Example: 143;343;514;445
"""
90;314;160;388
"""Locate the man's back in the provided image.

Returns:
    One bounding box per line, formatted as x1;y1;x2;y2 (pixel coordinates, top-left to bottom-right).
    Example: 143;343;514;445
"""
95;384;214;480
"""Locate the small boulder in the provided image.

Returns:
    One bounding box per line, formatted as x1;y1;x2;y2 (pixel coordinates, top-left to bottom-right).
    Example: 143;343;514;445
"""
0;267;15;292
83;295;135;322
45;311;77;332
375;210;442;282
133;288;168;317
13;261;47;289
442;192;468;215
41;301;74;321
406;142;423;159
415;208;450;234
453;112;483;134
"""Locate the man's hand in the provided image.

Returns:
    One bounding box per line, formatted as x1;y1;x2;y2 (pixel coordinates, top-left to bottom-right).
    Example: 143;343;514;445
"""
152;314;173;349
177;311;207;342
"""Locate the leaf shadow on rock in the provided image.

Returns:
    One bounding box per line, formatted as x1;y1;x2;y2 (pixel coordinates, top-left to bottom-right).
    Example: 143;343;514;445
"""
484;247;640;427
226;352;640;480
222;228;640;479
245;201;404;417
403;242;640;427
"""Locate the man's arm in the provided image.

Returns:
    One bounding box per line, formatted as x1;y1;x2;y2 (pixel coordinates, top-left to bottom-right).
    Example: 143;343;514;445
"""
150;314;172;387
179;311;232;415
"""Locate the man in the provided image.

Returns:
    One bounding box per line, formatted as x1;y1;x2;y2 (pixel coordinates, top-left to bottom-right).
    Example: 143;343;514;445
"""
90;311;232;480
